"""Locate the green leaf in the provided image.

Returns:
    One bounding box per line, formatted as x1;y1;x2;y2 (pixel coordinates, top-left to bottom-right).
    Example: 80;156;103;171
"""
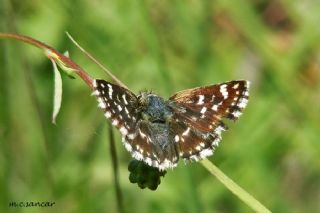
51;59;63;124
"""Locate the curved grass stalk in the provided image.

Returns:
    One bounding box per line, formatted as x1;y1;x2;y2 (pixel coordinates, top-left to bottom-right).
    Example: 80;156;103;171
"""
65;32;129;90
201;159;271;213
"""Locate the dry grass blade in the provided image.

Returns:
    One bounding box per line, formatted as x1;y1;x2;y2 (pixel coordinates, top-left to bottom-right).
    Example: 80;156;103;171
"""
66;32;129;90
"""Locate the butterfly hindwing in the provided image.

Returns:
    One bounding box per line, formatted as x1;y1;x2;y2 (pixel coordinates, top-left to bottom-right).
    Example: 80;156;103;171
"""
169;120;222;161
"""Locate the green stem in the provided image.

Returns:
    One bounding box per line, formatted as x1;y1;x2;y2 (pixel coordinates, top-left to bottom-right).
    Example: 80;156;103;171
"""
108;123;124;213
201;159;271;213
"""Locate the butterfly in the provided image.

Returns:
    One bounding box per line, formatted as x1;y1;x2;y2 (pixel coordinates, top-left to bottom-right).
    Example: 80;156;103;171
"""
92;79;250;171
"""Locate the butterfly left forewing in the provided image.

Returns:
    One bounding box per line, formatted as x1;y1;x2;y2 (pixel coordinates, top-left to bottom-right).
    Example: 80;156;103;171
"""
93;79;140;138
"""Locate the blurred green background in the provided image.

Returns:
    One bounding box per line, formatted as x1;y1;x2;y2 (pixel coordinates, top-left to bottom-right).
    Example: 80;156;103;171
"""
1;0;320;212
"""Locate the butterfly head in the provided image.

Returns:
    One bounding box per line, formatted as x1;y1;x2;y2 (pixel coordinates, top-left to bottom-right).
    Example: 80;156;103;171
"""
138;92;173;124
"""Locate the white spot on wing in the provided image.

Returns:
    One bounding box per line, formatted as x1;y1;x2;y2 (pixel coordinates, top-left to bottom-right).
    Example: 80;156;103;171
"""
152;160;159;167
199;148;213;158
145;157;152;166
182;127;190;136
158;159;177;171
133;151;143;160
238;98;248;108
98;99;106;109
112;119;119;126
120;126;128;135
128;133;136;140
175;135;180;142
212;137;221;146
233;83;239;89
211;104;218;111
122;94;128;105
197;95;205;105
220;84;228;99
107;84;113;98
122;138;133;152
104;111;111;118
232;110;242;118
214;125;225;135
200;107;207;114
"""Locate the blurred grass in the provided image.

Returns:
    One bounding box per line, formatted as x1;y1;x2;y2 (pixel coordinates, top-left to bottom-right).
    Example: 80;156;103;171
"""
1;0;320;212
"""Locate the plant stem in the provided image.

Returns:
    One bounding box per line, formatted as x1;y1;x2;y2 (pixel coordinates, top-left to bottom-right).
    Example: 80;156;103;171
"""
201;159;271;213
108;123;124;213
0;33;93;88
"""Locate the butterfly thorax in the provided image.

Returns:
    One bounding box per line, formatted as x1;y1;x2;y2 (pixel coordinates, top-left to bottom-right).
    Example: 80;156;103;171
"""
137;93;177;159
138;93;173;124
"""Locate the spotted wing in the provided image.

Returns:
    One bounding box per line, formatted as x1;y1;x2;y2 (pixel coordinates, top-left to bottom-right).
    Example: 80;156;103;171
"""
169;119;222;162
168;80;250;161
93;79;140;136
169;80;250;133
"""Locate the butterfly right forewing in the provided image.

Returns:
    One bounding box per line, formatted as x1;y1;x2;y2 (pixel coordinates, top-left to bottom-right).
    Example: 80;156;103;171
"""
169;80;250;132
167;80;250;162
